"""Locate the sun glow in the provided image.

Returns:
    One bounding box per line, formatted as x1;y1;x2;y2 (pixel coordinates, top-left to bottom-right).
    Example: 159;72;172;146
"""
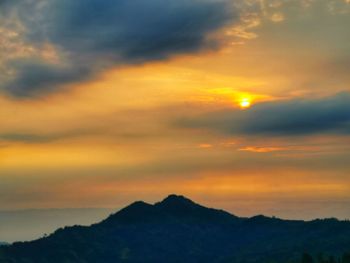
239;97;251;109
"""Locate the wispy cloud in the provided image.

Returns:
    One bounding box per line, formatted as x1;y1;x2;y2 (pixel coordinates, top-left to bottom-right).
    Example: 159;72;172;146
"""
238;146;286;153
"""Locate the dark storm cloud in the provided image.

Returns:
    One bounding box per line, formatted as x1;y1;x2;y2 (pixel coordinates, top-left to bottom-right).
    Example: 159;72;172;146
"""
0;0;9;8
3;60;90;97
1;0;235;97
0;0;16;10
41;0;233;61
178;92;350;136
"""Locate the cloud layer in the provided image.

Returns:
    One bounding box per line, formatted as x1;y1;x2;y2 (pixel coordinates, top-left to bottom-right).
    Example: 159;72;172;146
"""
0;0;234;97
178;92;350;136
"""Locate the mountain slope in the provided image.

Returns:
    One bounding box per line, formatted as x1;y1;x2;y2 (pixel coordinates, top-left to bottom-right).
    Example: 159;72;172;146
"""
0;195;350;263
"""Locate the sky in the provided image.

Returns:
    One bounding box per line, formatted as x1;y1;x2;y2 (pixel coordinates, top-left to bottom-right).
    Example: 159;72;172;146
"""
0;0;350;220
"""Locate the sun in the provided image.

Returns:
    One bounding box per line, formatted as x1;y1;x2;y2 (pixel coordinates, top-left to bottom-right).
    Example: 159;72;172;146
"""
239;98;251;109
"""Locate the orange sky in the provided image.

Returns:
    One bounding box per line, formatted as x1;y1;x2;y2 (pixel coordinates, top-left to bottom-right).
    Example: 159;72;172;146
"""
0;0;349;219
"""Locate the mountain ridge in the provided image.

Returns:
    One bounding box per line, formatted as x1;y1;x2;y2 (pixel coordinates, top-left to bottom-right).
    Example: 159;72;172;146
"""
101;194;239;225
1;194;350;263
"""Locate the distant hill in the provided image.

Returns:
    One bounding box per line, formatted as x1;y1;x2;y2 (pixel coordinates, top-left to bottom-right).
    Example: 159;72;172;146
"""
0;195;350;263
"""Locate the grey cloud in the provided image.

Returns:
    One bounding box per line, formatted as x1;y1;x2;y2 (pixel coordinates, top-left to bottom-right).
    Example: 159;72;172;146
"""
0;0;17;11
178;92;350;136
4;60;90;97
0;129;95;144
0;133;65;143
1;0;235;97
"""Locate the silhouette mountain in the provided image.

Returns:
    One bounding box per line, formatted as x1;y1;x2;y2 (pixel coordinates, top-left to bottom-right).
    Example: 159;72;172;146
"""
102;195;237;225
1;195;350;263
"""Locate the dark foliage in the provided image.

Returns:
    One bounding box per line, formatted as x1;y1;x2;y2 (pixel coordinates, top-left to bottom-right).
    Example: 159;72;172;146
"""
300;252;350;263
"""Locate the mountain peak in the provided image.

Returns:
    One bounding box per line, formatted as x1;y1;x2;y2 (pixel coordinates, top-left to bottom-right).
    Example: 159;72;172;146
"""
158;194;195;206
154;194;203;214
102;195;237;225
153;195;237;223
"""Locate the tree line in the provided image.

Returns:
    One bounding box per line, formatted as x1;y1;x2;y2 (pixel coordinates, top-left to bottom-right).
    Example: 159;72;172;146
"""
301;252;350;263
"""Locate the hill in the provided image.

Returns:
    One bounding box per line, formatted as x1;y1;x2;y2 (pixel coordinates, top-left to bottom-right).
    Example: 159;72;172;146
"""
0;195;350;263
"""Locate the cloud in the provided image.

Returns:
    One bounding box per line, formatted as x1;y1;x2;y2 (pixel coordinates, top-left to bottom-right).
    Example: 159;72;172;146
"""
178;92;350;136
0;133;53;143
0;128;94;144
3;60;90;97
238;146;286;153
0;0;235;97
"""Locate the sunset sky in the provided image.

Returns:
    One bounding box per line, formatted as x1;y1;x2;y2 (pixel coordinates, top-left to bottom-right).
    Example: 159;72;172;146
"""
0;0;350;220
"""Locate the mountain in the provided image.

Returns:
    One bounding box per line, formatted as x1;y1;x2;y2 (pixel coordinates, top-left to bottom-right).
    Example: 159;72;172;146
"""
0;195;350;263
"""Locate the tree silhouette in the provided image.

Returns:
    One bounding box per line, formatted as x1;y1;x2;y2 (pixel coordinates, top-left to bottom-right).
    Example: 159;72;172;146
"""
342;253;350;263
328;256;336;263
302;253;314;263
